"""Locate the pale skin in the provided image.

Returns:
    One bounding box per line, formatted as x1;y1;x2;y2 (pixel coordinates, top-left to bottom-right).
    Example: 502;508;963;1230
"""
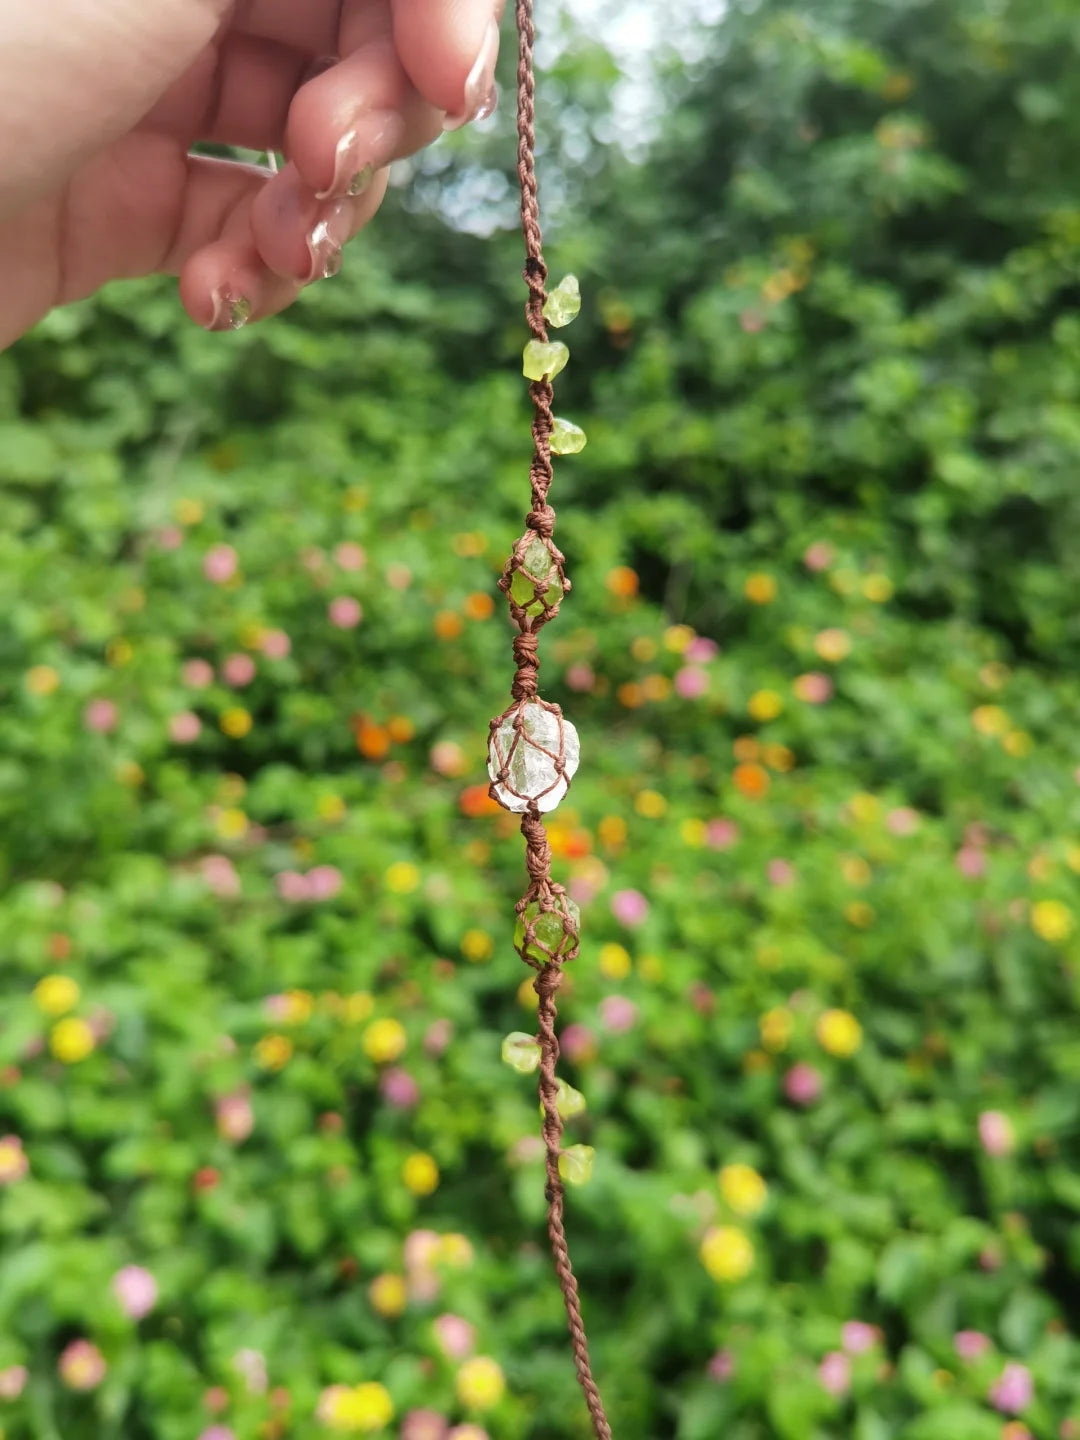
0;0;504;350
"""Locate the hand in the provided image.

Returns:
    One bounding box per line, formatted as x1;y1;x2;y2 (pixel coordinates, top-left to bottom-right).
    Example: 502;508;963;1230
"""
0;0;503;349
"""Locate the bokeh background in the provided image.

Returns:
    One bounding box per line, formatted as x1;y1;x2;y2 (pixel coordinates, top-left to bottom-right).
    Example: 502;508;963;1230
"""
4;0;1080;1436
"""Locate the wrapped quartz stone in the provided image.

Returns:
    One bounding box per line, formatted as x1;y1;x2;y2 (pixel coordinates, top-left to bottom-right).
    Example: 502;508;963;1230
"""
488;700;580;813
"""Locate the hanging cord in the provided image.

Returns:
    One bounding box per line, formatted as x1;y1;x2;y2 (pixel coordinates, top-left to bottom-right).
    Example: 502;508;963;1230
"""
509;4;613;1436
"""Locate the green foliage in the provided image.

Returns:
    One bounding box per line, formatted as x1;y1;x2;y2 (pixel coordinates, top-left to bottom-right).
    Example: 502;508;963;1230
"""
4;1;1080;1436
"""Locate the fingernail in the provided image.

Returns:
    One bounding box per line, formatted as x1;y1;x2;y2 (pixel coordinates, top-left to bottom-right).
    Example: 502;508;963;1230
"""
443;19;501;131
306;200;354;283
315;111;398;201
206;289;252;332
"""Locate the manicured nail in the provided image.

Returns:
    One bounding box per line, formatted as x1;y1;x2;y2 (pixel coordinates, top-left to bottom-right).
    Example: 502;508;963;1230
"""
306;200;354;283
206;289;252;332
315;112;398;200
443;19;501;131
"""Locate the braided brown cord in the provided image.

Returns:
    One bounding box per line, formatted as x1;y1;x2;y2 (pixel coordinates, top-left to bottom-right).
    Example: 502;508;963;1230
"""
487;4;614;1436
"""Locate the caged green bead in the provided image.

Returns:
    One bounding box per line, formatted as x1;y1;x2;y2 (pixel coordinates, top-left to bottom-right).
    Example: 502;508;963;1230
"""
509;536;565;617
559;1144;595;1186
523;340;569;382
550;418;587;455
544;1078;587;1120
543;275;581;329
514;897;581;964
502;1031;542;1075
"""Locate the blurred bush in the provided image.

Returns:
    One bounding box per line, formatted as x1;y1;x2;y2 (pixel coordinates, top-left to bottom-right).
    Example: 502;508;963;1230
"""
4;1;1080;1437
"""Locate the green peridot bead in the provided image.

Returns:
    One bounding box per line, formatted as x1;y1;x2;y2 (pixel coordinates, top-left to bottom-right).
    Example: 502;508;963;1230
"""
543;275;581;329
502;1031;542;1075
514;898;581;964
550;418;587;456
559;1144;595;1186
509;536;564;617
543;1078;586;1120
523;340;569;382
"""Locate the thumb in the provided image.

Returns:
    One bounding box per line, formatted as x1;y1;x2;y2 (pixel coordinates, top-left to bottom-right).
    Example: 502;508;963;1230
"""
0;0;229;212
390;0;504;130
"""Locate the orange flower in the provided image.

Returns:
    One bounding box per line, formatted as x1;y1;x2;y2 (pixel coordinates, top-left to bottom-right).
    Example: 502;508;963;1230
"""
733;762;770;799
617;682;644;709
606;567;639;599
354;718;391;760
463;592;495;622
733;736;761;763
460;785;500;818
435;611;464;640
598;816;627;849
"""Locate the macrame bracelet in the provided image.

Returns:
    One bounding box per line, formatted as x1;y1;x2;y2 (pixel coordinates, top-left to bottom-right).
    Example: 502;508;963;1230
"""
482;4;613;1437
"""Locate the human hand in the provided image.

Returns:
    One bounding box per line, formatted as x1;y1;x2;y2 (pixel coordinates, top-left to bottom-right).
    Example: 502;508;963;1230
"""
0;0;503;349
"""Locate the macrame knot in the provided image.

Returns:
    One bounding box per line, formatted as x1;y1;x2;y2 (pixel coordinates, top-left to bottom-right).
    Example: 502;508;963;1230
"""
511;631;541;699
521;810;553;877
526;504;556;539
534;962;565;1002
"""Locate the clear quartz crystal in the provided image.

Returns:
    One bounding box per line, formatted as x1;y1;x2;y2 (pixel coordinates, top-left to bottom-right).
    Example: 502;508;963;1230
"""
509;537;564;617
488;703;580;813
543;275;581;328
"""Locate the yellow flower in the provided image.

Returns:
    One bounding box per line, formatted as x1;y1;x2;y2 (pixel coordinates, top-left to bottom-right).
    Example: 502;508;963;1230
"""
25;665;60;696
664;624;695;653
220;707;253;739
743;1049;772;1075
437;1233;474;1268
700;1225;755;1282
517;975;539;1009
216;808;249;841
817;1009;863;1058
599;943;632;981
369;1273;407;1318
321;1382;395;1433
175;497;205;525
403;1152;439;1196
598;816;627;848
848;792;880;824
635;789;667;818
759;1007;793;1053
744;573;777;605
255;1035;293;1071
317;793;347;823
841;856;872;887
1067;844;1080;875
972;705;1010;737
106;638;134;668
748;689;783;722
456;1357;506;1411
861;574;894;603
681;818;707;847
363;1018;407;1064
280;990;314;1024
33;975;80;1017
50;1018;95;1064
0;1136;29;1184
1003;729;1032;757
630;635;658;662
718;1163;768;1218
461;930;494;964
814;628;851;663
638;953;665;983
762;743;795;772
845;901;876;928
641;674;671;702
385;862;420;894
116;761;144;788
1032;900;1074;944
344;992;375;1024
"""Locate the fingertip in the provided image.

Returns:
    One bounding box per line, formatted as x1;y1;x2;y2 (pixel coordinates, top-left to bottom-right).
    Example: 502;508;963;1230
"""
392;0;502;119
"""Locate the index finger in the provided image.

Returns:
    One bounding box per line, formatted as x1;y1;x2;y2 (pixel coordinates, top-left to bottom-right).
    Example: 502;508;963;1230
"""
390;0;503;129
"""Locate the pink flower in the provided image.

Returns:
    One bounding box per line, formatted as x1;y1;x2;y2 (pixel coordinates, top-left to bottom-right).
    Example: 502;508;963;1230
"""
201;854;240;898
274;871;311;904
611;889;649;927
405;1230;442;1272
329;596;362;629
956;847;986;878
260;628;292;660
784;1063;823;1107
112;1265;158;1320
216;1091;254;1143
0;1366;28;1400
58;1340;106;1391
767;859;796;887
155;526;184;551
430;741;466;777
204;1387;229;1413
402;1411;448;1440
301;546;326;575
335;541;367;572
600;996;638;1033
979;1110;1016;1158
804;541;835;572
222;653;256;687
199;1429;237;1440
739;309;765;334
841;1321;878;1355
707;1350;735;1382
510;1134;545;1165
424;1018;453;1056
886;807;920;836
84;699;118;733
263;994;293;1022
991;1362;1033;1414
955;1330;992;1362
203;544;238;584
233;1348;267;1394
674;666;708;699
685;637;719;663
433;1313;476;1361
565;663;595;692
818;1351;851;1397
169;711;201;744
560;1024;597;1063
307;865;342;901
182;659;215;688
448;1429;489;1440
794;672;833;705
386;563;413;590
568;875;600;907
706;819;740;850
380;1068;420;1109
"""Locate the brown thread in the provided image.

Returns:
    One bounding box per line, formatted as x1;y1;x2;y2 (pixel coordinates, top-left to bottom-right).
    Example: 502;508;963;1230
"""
486;5;615;1436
